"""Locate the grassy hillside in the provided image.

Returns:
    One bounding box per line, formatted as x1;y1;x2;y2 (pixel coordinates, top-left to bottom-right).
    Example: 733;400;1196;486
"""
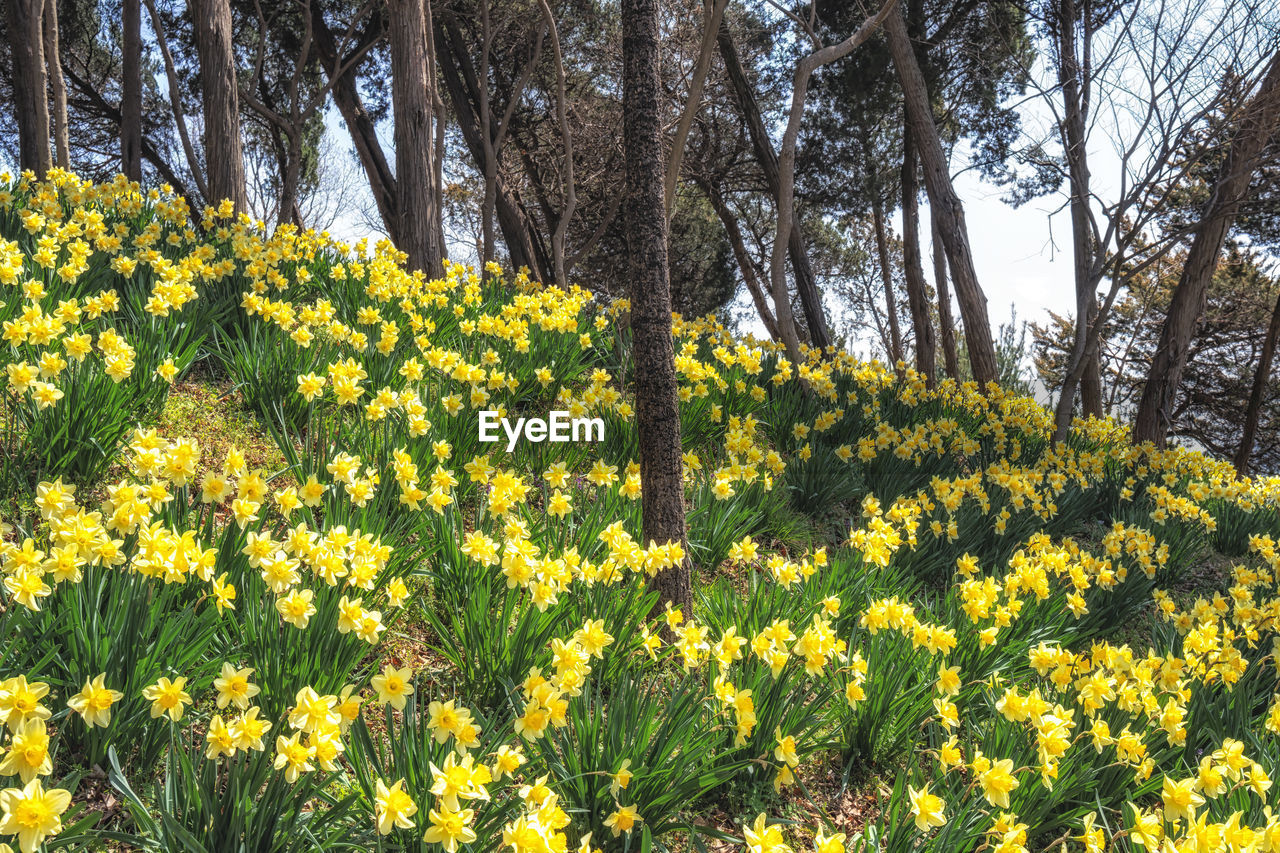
2;170;1279;852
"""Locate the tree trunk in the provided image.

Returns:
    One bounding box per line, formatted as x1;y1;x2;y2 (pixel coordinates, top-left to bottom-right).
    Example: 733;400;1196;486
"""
1134;51;1280;446
621;0;691;616
120;0;143;179
191;0;247;211
535;0;575;288
426;6;448;265
717;21;830;352
901;127;936;383
872;195;904;366
1055;0;1103;419
388;0;445;277
145;0;209;202
665;0;728;218
704;180;781;341
7;0;52;177
769;0;896;365
435;14;551;283
43;0;69;169
930;213;959;379
310;3;398;243
885;7;997;389
278;133;302;228
1235;289;1280;475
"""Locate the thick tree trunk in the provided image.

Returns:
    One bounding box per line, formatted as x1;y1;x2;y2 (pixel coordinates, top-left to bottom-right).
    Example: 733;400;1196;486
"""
717;21;830;352
43;0;69;169
121;0;143;180
278;134;303;228
1235;289;1280;475
885;7;997;389
310;3;398;243
388;0;445;277
1134;51;1280;446
872;195;904;366
930;213;959;379
192;0;247;211
7;0;52;177
621;0;691;616
901;127;936;383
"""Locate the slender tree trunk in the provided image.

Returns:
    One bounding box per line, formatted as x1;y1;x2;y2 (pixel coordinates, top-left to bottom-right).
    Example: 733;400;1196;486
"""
146;0;209;202
1235;289;1280;475
388;0;445;277
435;14;551;282
872;195;904;366
43;0;69;169
704;181;781;341
717;21;830;352
1055;0;1103;418
310;3;398;243
191;0;247;211
7;0;52;177
477;0;495;264
665;0;728;218
536;0;575;288
901;127;936;383
930;213;959;379
1134;51;1280;446
885;7;997;389
120;0;143;180
621;0;690;616
1080;317;1103;413
769;0;896;365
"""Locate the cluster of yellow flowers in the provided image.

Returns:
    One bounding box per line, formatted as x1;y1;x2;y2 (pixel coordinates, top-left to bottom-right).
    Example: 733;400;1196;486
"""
9;169;1280;853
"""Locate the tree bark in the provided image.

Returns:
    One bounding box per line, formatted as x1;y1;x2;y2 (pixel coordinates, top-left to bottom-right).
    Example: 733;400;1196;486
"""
43;0;69;169
120;0;143;180
1134;51;1280;446
388;0;445;277
901;126;936;383
872;195;904;366
7;0;52;177
1235;289;1280;475
621;0;691;616
717;21;830;352
885;6;997;389
191;0;247;211
930;213;959;379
